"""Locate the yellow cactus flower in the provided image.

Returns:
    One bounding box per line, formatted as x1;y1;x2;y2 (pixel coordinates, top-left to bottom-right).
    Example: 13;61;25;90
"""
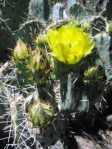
46;22;95;64
14;39;29;61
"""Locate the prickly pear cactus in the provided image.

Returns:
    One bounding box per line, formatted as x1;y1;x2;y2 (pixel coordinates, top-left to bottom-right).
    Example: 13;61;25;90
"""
105;0;112;20
0;0;29;31
0;18;110;148
28;0;50;23
0;82;7;117
1;0;112;149
94;32;111;79
69;3;84;22
0;18;15;49
0;62;35;148
67;0;76;9
52;2;68;23
91;17;107;35
16;20;43;46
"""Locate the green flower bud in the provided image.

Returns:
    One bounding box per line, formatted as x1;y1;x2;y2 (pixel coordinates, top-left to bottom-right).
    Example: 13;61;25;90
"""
28;100;56;127
82;22;91;30
84;66;106;84
13;40;30;61
108;21;112;35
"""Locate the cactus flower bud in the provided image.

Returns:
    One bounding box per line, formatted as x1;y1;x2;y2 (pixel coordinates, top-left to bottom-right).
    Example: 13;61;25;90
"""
82;22;91;31
108;21;112;35
84;66;106;84
35;35;47;46
13;39;29;61
31;52;41;70
28;100;55;127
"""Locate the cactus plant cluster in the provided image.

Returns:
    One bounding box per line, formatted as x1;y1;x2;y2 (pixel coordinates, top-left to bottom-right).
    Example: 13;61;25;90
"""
0;0;112;149
13;39;51;85
0;0;46;49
